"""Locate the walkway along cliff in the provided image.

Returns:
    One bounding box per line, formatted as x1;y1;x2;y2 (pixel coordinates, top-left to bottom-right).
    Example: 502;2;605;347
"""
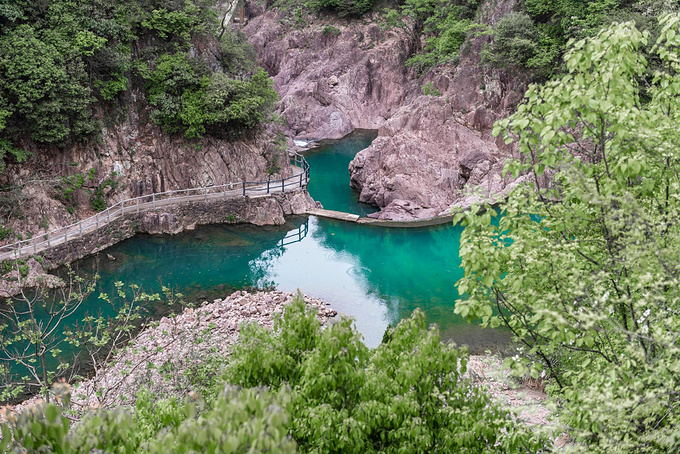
0;154;313;270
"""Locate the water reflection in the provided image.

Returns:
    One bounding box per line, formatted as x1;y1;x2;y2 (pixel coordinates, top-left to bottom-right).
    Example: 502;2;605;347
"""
241;216;508;350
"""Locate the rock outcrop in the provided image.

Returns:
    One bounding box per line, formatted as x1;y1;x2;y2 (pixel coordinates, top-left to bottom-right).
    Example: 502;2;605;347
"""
349;27;530;220
1;110;289;240
245;1;530;220
0;258;63;298
244;9;417;141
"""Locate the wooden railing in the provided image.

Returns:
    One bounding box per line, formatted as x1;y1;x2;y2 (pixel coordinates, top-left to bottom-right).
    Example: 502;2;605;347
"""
0;153;310;261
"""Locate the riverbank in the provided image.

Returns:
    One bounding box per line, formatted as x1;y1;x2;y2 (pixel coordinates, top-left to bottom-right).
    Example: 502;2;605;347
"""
6;289;549;434
6;290;336;415
0;190;317;297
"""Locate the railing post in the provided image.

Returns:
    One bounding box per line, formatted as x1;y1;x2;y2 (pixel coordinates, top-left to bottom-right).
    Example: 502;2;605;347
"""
242;181;246;198
153;193;156;208
137;198;140;214
107;209;110;224
267;180;270;194
300;173;303;187
80;223;82;235
204;188;207;202
282;178;285;193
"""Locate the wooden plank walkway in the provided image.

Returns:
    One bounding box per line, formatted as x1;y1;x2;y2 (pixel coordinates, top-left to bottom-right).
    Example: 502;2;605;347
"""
0;154;310;262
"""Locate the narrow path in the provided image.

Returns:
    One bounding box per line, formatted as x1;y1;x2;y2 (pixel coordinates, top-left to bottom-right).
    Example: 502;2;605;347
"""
1;157;309;262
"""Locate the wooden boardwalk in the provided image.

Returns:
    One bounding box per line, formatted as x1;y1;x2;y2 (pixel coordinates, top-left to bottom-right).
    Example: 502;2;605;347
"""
0;154;310;262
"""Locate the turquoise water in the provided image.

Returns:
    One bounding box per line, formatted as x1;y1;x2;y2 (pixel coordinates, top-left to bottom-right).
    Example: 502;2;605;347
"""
62;130;506;350
71;216;507;350
303;130;379;216
9;131;506;388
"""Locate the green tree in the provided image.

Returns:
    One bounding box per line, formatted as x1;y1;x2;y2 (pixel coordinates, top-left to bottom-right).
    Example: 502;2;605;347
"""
0;24;95;144
0;270;95;402
455;15;680;452
483;13;541;69
0;297;545;452
383;0;481;73
228;296;545;452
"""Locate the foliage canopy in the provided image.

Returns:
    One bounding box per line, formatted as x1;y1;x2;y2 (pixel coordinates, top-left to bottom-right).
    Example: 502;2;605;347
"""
0;297;546;453
456;15;680;452
0;0;277;169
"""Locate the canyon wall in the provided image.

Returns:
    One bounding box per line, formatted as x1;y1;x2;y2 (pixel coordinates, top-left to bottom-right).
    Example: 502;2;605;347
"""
1;93;287;241
245;1;529;220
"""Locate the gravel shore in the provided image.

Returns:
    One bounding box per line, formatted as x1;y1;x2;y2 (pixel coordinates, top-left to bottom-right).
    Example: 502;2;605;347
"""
8;290;552;436
9;290;336;415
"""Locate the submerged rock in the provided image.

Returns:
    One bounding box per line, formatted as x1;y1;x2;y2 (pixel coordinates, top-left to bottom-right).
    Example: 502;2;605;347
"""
0;258;63;298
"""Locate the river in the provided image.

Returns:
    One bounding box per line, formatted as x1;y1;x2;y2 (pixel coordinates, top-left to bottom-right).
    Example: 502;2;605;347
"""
67;130;507;351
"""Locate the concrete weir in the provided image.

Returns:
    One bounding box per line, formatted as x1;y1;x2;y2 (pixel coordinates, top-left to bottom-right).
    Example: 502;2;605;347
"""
306;208;455;228
306;208;360;222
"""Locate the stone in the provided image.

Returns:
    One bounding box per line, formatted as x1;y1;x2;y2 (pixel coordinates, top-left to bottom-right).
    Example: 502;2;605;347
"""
244;1;529;220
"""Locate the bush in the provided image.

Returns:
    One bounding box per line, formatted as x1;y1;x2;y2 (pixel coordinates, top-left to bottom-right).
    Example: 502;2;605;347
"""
305;0;374;17
0;297;545;452
147;53;277;138
0;24;95;144
422;81;442;96
483;12;540;69
390;0;481;73
227;296;546;452
322;25;341;36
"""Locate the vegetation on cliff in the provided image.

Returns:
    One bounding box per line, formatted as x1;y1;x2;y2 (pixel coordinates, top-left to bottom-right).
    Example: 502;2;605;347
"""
456;14;680;452
378;0;674;80
0;0;277;170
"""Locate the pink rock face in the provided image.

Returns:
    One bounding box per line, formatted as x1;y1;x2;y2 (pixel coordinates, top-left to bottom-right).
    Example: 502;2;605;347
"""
244;11;416;141
245;1;530;220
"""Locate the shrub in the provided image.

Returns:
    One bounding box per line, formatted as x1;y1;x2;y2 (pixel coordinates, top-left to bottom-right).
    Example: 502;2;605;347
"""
228;296;546;452
322;25;341;36
148;53;277;138
305;0;374;17
422;81;442;96
0;297;546;452
483;12;540;69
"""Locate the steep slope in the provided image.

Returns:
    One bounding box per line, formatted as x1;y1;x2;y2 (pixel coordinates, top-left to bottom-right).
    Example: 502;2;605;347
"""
0;1;289;241
244;1;529;220
244;7;417;141
1;103;285;237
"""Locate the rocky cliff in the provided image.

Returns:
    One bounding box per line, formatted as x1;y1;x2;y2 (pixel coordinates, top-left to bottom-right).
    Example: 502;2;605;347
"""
244;7;417;141
245;1;530;220
0;93;287;241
